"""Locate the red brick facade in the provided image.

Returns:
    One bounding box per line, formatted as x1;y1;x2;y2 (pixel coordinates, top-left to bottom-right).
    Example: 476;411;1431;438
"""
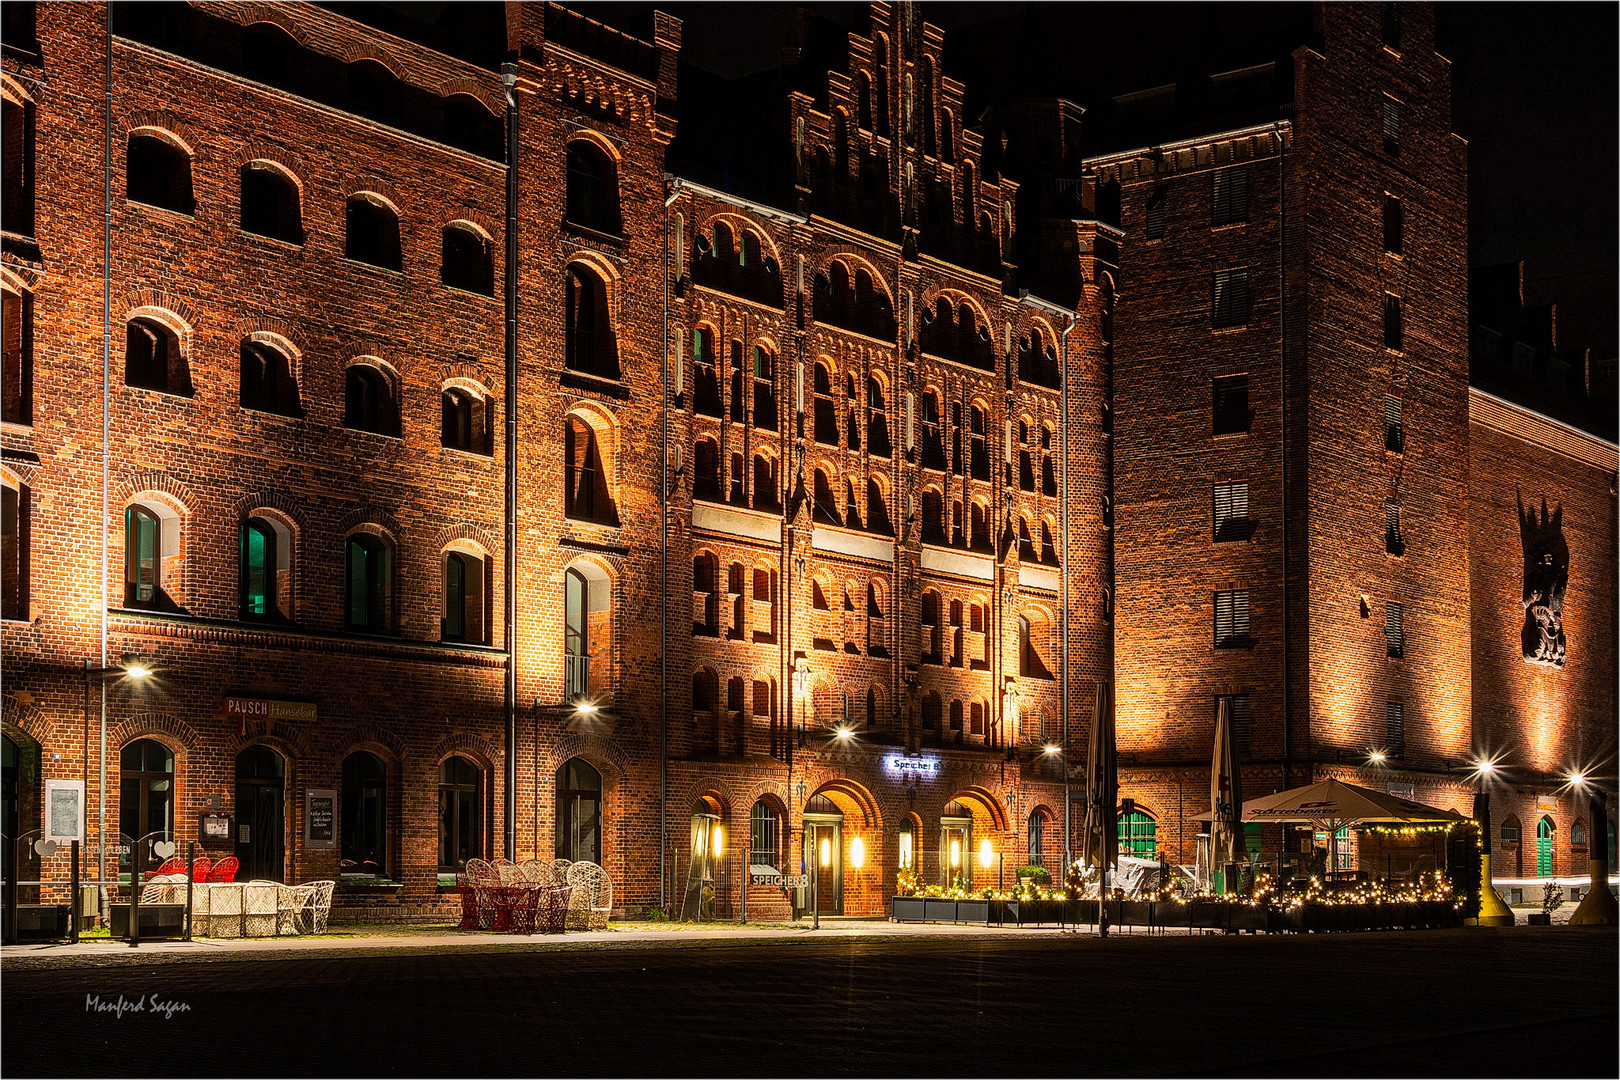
2;1;1613;920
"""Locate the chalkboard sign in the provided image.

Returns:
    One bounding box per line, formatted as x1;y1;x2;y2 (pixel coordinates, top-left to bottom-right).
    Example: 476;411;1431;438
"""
305;788;337;849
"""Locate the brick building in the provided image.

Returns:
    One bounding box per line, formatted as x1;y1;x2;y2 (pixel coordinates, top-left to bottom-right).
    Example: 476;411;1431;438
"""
2;1;1613;920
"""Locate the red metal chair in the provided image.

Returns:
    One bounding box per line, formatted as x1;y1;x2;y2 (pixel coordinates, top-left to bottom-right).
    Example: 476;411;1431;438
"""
146;855;186;880
209;857;240;883
190;856;213;883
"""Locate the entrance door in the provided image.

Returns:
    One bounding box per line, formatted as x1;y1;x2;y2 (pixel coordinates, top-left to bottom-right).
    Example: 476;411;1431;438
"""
940;806;973;889
235;746;286;883
803;794;844;916
1536;817;1554;876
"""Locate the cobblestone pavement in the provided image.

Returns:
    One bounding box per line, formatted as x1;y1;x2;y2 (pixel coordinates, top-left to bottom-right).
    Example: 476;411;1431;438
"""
4;926;1614;1077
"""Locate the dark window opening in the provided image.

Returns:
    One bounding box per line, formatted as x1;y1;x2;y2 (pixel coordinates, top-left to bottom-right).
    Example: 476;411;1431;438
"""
125;317;192;396
347;60;395;125
1382;98;1400;156
1383;396;1404;453
438;756;482;871
240;340;300;416
1212;375;1250;435
1213;481;1250;542
127;134;193;214
1381;2;1401;48
341;751;388;877
442;551;487;644
565;417;618;524
813;470;840;526
1217;694;1253;755
3;96;36;237
119;739;175;870
3;290;33;425
752;347;777;431
443;94;501;158
691;438;720;502
691;327;720;415
441;388;491;454
1214;589;1250;647
345;196;402;270
1145;185;1168;239
752;455;780;512
1382;195;1402;255
1211;165;1247;226
1;482;27;621
566;265;620;379
344;534;392;633
1385;702;1405;758
344;365;400;437
240;163;302;244
1384;501;1405;556
566;142;621;236
1385;602;1404;658
1383;295;1403;351
442;226;493;295
556;757;602;864
241;25;291;85
1212;268;1250;329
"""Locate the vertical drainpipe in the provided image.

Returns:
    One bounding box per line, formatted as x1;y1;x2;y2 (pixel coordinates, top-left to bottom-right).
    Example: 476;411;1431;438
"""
660;174;682;911
502;63;519;861
99;10;113;884
1059;308;1076;873
1275;121;1290;791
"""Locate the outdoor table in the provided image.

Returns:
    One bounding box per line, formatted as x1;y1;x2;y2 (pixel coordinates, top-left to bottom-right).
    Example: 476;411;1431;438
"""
539;885;573;934
487;885;530;932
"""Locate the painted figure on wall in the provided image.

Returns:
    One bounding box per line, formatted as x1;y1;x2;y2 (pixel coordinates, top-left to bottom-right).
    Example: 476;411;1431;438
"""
1518;492;1568;668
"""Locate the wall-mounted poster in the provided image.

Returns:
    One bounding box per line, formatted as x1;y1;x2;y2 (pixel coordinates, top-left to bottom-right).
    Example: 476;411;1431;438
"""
305;788;337;850
43;779;86;843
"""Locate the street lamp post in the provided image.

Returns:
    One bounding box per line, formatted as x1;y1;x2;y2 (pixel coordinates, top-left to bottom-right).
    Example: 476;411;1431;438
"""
1568;775;1617;926
84;656;152;887
1464;759;1515;927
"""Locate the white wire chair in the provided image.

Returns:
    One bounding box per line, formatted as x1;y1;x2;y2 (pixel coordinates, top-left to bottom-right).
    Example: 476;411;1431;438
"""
565;862;612;930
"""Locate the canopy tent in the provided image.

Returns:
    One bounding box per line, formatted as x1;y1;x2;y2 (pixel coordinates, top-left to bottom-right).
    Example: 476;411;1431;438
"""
1196;778;1467;834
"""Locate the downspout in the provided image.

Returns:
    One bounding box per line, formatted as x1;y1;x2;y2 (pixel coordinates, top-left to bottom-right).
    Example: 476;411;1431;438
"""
1275;121;1290;791
660;173;683;911
501;64;519;861
98;10;113;884
1058;309;1076;873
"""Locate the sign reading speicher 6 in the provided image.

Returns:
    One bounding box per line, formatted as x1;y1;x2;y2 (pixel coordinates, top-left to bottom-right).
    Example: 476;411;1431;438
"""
884;755;940;778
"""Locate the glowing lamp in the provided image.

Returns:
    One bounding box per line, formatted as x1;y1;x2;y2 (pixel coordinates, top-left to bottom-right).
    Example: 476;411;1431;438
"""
819;837;832;868
1567;771;1587;787
1368;750;1386;764
977;837;994;869
950;839;961;868
574;700;599;717
834;726;853;741
1042;744;1061;755
849;837;866;868
712;824;724;856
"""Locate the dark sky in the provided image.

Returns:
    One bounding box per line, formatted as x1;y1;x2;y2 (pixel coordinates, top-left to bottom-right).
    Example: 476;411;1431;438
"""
568;1;1617;356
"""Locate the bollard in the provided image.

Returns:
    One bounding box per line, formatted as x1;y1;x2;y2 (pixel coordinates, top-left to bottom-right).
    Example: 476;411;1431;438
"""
184;841;195;941
70;840;81;944
128;842;141;948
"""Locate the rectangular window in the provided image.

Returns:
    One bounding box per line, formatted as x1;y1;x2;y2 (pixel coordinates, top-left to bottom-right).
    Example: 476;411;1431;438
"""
1212;374;1250;435
1212;165;1248;226
1383;294;1403;351
1212;268;1250;328
1216;694;1252;755
1383;396;1404;452
1214;589;1250;647
1382;97;1400;156
1382;195;1403;254
752;679;771;716
1145;186;1168;239
1384;501;1404;555
1385;601;1404;658
1386;701;1405;758
1213;481;1250;542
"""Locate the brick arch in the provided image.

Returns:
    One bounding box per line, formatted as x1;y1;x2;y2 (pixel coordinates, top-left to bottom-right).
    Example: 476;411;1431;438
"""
813;251;895;304
565;125;625;165
115;470;196;511
231;488;308;531
807;778;883;831
231;312;305;350
682;776;743;817
228;721;307;759
1;459;38;490
431;521;499;555
229;6;311;44
438;78;504;117
238;143;310;188
440;356;489;385
2;72;33;107
429;731;502;770
444;212;500;245
944;785;1008;832
693;211;786;267
1;692;49;745
1;263;40;294
119;109;199;155
109;711;200;754
340;43;404;77
550;733;628;780
340;178;405;212
334;724;406;764
336;504;403;538
917;286;992;328
122;289;198;330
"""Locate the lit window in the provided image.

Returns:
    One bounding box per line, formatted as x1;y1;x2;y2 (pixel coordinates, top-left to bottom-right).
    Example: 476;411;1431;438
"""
344;534;392;633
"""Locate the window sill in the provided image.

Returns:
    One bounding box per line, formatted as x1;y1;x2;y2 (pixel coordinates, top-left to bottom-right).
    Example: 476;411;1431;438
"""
342;257;405;278
1214;637;1255;651
560;368;629;399
125;199;195;221
1212;429;1250;440
1211;324;1251;333
440;282;498;302
239;228;304;250
124;384;195;401
242;406;304;422
562;220;625;246
1210;220;1248;231
342;425;403;441
439;443;496;460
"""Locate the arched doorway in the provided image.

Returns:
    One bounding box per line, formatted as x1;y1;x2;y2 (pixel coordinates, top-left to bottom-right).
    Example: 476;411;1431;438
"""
235;745;286;882
939;801;972;889
556;757;602;864
803;793;844;915
341;751;388;878
119;739;174;872
682;796;723;920
1536;816;1555;877
2;733;19;841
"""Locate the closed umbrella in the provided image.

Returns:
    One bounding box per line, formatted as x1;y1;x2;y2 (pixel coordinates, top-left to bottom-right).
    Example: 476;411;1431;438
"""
1080;680;1117;876
1209;695;1247;892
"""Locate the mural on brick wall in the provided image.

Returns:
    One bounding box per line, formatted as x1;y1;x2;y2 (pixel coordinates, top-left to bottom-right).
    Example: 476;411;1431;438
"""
1518;492;1568;667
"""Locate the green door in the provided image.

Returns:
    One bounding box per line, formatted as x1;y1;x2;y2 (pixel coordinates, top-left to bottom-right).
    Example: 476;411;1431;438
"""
1536;817;1554;876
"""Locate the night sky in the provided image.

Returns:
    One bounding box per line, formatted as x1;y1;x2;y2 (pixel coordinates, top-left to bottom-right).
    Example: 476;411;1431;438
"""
565;1;1617;358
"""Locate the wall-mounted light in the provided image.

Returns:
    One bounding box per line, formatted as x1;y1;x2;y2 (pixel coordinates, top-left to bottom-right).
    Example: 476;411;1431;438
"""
849;836;866;868
1367;749;1387;765
834;726;854;742
950;838;961;868
574;699;599;717
121;654;153;680
1042;743;1061;756
819;837;832;868
977;837;994;869
712;823;724;856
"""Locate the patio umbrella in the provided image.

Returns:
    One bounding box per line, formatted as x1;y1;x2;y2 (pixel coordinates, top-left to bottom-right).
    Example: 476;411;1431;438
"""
1238;778;1468;833
1080;680;1117;874
1209;696;1247;881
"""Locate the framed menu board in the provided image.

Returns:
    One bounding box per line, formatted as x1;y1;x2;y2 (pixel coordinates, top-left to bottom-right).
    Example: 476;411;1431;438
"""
305;788;337;849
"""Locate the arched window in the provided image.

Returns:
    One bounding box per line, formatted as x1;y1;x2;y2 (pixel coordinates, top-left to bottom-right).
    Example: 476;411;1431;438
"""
438;756;483;871
442;549;488;644
443;94;500;158
1040;425;1057;495
921;691;943;736
240;515;290;620
565;264;619;379
557;757;603;864
968;404;990;480
341;750;388;877
124;502;178;609
813;362;838;445
1027;810;1049;869
3;286;32;426
751;800;783;870
565;415;617;524
564;561;611;700
691;326;721;415
344;533;391;633
441;387;490;453
1019;613;1052;678
1118;809;1157;859
1018;517;1036;562
2;475;27;621
242;24;292;84
898;817;915;872
345;195;402;270
921;390;945;469
1536;816;1555;877
729;340;747;424
969;501;991;553
752;346;777;431
119;739;175;866
752;453;780;512
344;364;400;436
691;437;720;502
126;316;191;396
866;477;892;535
921;489;946;545
347;59;396;124
442;224;493;295
240;339;300;416
692;552;718;636
919;589;942;663
813;469;840;525
566;141;620;236
1040;519;1060;565
867;377;891;457
692;669;720;753
126;134;193;214
844;480;864;530
240;162;301;243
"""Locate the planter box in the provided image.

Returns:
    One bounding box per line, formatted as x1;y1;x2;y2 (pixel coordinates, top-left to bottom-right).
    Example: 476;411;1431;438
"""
891;897;927;922
109;903;186;939
954;899;991;924
6;904;72;941
1526;912;1551;926
922;898;958;922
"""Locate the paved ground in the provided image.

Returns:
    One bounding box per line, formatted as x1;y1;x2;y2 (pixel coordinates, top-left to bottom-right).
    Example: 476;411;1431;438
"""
4;924;1615;1078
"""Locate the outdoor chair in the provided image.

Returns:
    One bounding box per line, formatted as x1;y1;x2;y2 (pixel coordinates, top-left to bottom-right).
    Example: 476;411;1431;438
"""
565;861;611;930
276;884;309;935
464;858;500;929
140;873;187;904
496;861;523;885
243;881;279;936
190;855;213;884
147;856;186;880
455;874;480;930
517;859;550;886
209;857;240;883
303;880;336;933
